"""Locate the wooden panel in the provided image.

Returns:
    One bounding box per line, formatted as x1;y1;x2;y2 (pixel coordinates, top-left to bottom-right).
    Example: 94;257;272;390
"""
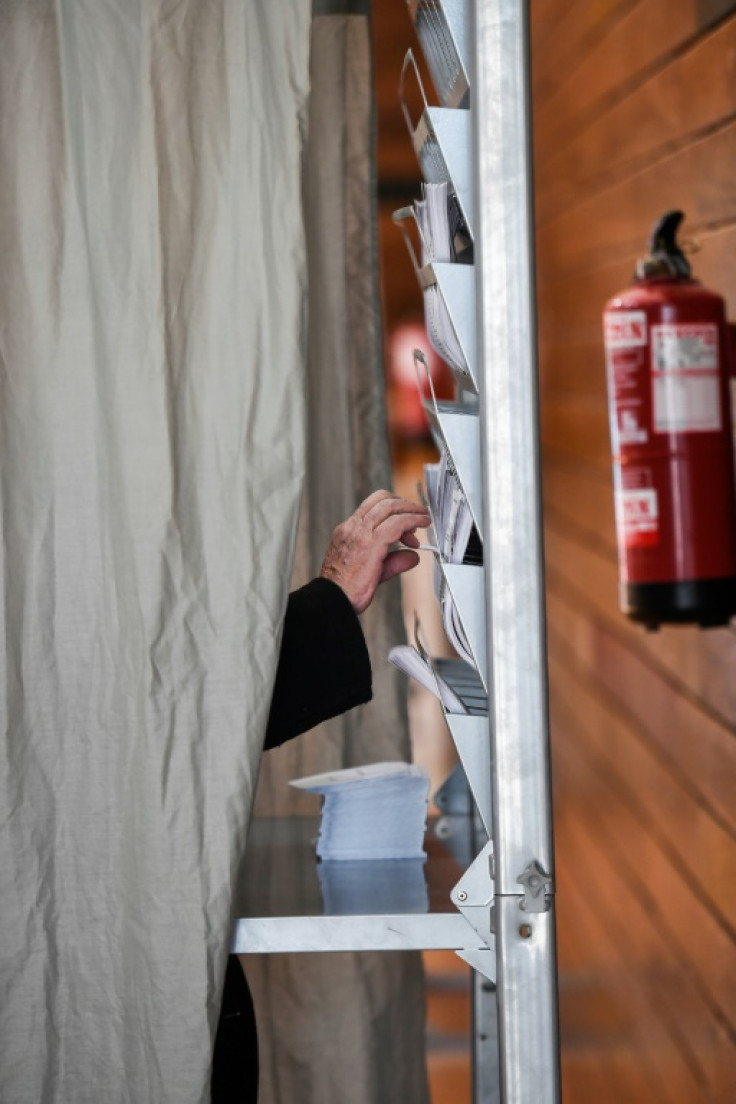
377;202;424;335
531;0;647;107
536;18;736;224
544;515;736;720
540;395;611;467
542;458;617;548
544;528;736;829
548;627;736;930
553;769;735;1101
372;1;424;185
538;223;736;348
527;4;736;1097
538;342;609;403
555;810;713;1102
536;119;736;280
536;258;633;335
534;0;699;168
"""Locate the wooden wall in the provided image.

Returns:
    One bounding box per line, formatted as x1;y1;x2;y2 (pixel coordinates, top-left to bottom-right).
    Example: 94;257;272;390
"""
531;2;736;1100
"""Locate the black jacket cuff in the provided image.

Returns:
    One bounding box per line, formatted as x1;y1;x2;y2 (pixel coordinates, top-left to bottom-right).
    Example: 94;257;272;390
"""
264;577;373;749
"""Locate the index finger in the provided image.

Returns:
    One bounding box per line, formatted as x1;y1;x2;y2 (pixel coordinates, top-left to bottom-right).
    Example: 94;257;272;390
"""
364;495;431;530
373;510;432;547
354;490;395;520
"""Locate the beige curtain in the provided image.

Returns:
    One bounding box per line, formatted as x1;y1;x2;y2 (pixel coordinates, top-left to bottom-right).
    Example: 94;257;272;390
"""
245;6;430;1103
0;3;311;1102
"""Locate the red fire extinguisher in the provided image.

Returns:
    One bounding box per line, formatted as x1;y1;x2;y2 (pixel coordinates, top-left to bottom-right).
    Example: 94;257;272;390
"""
602;210;736;629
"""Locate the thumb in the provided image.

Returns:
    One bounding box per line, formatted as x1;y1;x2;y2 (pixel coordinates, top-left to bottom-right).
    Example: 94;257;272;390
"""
379;548;420;584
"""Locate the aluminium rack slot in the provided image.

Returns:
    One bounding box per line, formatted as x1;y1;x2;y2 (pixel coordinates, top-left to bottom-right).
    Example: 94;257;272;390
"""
424;398;482;531
400;50;473;235
406;0;470;109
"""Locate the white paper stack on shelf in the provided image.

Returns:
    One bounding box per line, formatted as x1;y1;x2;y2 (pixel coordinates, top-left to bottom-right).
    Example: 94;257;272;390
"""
415;182;471;378
290;762;430;861
416;180;472;265
424;450;476;565
424;451;482;666
317;858;429;915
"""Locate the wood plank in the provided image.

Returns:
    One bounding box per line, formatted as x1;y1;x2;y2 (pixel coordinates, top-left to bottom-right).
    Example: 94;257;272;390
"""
556;785;736;1098
539;346;609;406
536;121;736;280
555;792;712;1103
556;770;734;1101
536;224;736;332
543;525;736;828
542;458;617;549
544;524;736;718
536;257;633;335
531;0;636;103
544;513;736;725
540;396;612;466
547;626;736;925
536;18;736;225
536;225;736;400
534;0;700;169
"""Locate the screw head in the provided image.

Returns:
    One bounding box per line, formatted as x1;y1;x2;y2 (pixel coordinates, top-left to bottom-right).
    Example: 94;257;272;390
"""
456;890;468;902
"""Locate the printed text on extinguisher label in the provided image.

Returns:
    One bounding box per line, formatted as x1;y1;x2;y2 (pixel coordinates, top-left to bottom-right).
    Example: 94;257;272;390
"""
651;322;721;432
616;487;659;548
603;311;649;448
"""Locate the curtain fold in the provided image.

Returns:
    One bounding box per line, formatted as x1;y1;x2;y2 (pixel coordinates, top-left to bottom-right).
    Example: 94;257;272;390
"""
246;9;430;1103
0;3;311;1102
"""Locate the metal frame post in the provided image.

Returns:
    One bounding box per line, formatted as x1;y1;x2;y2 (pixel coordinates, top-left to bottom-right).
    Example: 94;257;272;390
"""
471;2;561;1100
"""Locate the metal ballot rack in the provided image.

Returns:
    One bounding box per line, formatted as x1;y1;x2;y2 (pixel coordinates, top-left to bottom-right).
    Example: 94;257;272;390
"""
233;3;560;1100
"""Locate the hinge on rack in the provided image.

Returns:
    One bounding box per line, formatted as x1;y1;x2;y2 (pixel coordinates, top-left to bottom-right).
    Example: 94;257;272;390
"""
516;859;553;913
450;839;496;983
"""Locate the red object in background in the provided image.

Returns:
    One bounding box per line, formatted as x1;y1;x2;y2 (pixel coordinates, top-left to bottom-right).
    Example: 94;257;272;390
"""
386;318;454;442
602;210;736;628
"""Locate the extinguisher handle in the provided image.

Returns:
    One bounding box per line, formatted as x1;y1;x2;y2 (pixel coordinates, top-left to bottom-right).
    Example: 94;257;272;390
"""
638;209;691;279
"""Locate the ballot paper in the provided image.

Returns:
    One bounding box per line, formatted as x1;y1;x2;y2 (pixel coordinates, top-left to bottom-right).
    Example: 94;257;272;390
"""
291;762;431;861
415;181;472;266
424;451;481;566
438;577;473;666
317;858;429;915
388;643;468;714
415;181;473;380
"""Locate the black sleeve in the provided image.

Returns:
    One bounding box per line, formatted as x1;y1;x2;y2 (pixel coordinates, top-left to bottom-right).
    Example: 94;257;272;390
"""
264;577;373;750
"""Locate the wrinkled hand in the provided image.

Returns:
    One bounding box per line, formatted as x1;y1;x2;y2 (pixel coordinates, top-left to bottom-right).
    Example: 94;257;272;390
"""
320;490;431;614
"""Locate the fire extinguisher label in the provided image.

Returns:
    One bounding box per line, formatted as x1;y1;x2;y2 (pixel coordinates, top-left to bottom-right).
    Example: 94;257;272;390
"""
651;322;721;433
604;311;649;448
616;486;659;548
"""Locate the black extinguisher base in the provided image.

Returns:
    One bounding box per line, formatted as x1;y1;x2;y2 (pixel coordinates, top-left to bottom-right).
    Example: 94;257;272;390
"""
623;577;736;631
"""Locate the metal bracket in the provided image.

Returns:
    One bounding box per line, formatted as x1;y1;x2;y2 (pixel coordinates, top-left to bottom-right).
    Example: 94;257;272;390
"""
450;839;495;982
516;859;553;913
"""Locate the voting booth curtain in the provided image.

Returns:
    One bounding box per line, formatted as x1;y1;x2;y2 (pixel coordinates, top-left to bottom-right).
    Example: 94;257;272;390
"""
0;2;427;1103
248;7;430;1104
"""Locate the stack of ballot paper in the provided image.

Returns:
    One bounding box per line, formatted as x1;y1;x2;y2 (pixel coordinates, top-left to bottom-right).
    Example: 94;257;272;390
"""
424;450;481;566
317;858;429;915
291;762;430;861
414;182;473;381
415;181;472;266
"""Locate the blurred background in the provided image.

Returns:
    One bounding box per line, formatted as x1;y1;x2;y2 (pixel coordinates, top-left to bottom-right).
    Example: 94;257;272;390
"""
373;2;736;1101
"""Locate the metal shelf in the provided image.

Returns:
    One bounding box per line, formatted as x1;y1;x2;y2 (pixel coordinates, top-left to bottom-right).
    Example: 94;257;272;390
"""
232;816;488;955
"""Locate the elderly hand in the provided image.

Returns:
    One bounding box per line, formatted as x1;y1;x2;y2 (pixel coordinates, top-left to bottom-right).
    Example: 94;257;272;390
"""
319;490;431;614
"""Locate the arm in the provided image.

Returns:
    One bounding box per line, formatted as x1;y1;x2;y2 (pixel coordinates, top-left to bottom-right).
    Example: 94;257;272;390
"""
264;490;430;749
264;577;372;749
